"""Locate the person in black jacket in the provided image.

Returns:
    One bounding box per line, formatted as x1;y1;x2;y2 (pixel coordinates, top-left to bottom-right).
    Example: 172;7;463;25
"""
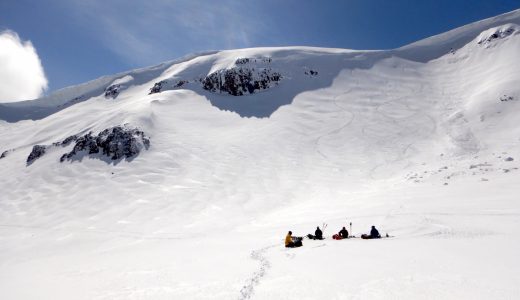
339;227;349;239
370;225;381;239
315;226;323;240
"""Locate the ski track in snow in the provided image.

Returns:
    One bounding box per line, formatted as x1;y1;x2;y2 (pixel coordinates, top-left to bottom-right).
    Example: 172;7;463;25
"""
365;90;437;180
314;89;356;161
238;245;276;300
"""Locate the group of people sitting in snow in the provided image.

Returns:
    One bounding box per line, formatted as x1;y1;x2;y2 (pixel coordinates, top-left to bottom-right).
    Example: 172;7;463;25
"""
285;225;382;248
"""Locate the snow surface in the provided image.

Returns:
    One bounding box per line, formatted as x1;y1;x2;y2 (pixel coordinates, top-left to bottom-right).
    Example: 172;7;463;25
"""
1;9;520;300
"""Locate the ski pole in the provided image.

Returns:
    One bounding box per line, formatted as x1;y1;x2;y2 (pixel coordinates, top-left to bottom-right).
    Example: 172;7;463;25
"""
349;222;352;238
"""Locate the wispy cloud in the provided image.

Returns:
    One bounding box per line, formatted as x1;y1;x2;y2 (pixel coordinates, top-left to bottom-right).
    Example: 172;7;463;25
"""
0;30;48;102
61;0;270;66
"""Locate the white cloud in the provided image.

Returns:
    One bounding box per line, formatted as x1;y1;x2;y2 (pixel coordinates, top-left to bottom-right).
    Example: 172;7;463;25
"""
0;30;48;103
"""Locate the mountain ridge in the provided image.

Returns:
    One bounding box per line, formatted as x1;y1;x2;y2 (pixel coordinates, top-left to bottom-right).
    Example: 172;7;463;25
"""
2;8;519;111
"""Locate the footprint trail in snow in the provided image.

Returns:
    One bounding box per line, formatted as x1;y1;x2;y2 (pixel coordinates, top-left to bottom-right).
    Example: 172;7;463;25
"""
238;245;276;300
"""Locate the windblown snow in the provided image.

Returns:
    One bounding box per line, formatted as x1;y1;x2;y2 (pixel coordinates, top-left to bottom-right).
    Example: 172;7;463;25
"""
1;9;520;300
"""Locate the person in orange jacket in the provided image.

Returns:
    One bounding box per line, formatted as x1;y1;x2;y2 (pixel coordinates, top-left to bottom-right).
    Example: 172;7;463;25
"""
285;231;302;248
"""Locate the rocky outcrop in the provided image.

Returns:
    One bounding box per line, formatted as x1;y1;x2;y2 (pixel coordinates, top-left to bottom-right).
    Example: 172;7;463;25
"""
235;57;272;65
149;81;166;94
60;126;150;162
104;84;121;98
24;126;149;166
27;145;47;165
478;26;516;45
147;57;281;97
0;149;12;159
305;69;318;76
174;80;187;88
52;135;78;147
149;79;188;95
201;67;282;96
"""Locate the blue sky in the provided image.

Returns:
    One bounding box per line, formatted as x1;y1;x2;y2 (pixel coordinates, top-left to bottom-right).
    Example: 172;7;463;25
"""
1;0;519;92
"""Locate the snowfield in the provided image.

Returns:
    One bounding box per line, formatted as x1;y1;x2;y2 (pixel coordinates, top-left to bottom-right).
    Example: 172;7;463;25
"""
1;9;520;300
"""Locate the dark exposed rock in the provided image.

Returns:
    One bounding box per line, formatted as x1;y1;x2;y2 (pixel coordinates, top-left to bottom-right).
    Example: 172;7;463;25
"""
105;84;121;99
149;81;166;94
305;69;318;76
505;157;514;162
500;95;514;102
25;128;147;166
174;80;188;88
202;67;282;96
60;126;150;162
27;145;46;165
0;150;10;159
52;135;78;147
60;133;99;162
235;57;271;65
149;79;189;95
235;58;251;65
62;135;78;146
478;27;516;45
148;57;276;96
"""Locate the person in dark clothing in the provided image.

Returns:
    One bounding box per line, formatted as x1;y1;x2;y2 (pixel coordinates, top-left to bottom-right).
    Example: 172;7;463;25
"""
339;227;349;239
370;225;381;239
306;226;324;240
315;226;323;240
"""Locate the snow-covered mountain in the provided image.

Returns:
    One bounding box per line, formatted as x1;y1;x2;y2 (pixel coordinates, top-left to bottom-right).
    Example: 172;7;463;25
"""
1;9;520;300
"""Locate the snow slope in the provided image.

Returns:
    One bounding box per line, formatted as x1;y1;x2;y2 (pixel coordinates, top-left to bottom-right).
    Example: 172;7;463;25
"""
1;9;520;300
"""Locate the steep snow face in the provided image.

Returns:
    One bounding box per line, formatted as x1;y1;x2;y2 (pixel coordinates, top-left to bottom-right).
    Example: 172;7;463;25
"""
1;10;520;300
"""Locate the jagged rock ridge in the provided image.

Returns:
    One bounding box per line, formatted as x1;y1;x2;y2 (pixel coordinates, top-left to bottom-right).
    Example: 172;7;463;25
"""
60;126;150;162
201;67;282;96
24;126;150;165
